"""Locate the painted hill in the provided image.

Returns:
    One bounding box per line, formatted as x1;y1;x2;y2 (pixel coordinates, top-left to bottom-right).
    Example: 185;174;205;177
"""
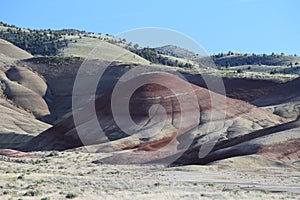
0;72;50;149
253;77;300;107
0;41;51;148
171;116;300;165
0;68;50;118
0;97;51;148
18;67;291;167
252;77;300;119
0;22;299;168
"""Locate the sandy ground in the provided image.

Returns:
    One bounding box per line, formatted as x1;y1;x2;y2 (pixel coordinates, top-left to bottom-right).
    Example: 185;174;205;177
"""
0;151;299;200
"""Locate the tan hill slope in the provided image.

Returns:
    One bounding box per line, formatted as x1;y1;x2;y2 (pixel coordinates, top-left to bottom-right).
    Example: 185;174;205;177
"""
0;83;50;148
0;39;32;60
60;37;150;64
6;66;48;96
0;68;50;118
0;98;51;148
0;41;51;148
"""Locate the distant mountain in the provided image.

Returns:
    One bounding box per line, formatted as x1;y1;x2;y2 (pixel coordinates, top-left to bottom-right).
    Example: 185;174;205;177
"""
156;45;300;77
212;53;300;67
155;45;197;59
1;21;300;74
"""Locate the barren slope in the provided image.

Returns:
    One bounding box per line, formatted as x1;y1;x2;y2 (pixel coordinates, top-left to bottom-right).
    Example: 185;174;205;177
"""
0;40;51;148
0;39;32;60
18;67;289;166
252;77;300;119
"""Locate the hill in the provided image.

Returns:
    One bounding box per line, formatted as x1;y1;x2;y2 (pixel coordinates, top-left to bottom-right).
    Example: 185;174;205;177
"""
212;53;300;67
155;45;300;70
17;64;290;166
156;45;197;58
0;96;50;148
1;21;300;78
252;77;300;119
0;22;151;65
153;45;300;82
133;47;194;69
0;21;299;170
60;37;150;64
0;39;32;59
0;41;51;148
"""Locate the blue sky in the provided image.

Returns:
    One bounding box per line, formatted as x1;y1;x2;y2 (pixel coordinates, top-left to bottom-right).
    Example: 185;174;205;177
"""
0;0;299;55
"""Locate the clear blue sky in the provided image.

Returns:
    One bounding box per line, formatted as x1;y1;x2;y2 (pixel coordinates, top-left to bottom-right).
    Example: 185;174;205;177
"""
0;0;299;55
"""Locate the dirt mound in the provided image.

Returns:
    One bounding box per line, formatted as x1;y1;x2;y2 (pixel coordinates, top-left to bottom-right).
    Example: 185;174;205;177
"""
1;78;50;118
0;67;50;118
6;66;48;96
0;39;32;59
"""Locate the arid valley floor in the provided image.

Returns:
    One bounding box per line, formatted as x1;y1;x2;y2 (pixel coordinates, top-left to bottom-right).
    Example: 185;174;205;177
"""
0;151;299;200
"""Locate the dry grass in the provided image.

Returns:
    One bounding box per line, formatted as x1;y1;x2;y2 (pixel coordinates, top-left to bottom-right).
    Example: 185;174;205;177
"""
60;37;149;64
0;152;299;199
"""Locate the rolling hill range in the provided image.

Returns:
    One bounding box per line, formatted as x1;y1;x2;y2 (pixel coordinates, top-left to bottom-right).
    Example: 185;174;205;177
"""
212;53;300;67
0;22;299;170
1;21;300;78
